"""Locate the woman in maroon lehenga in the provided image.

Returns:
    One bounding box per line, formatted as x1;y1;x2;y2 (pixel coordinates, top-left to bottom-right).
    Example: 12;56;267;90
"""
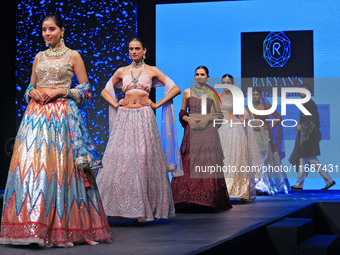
171;66;232;212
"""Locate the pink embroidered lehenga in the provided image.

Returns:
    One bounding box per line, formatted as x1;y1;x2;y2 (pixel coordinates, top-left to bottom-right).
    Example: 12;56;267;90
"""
96;74;183;222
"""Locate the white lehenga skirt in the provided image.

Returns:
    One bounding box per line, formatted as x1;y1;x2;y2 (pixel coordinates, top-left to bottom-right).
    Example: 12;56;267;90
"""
253;126;290;194
96;106;175;222
218;123;261;201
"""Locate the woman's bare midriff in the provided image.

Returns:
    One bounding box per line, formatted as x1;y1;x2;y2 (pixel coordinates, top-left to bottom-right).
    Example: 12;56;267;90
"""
121;92;150;109
36;87;60;93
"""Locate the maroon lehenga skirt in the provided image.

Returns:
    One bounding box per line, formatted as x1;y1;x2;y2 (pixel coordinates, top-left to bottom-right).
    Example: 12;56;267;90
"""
171;101;232;212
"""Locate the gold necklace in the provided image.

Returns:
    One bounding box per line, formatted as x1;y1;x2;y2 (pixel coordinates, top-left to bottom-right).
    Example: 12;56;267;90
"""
45;44;70;58
192;85;206;97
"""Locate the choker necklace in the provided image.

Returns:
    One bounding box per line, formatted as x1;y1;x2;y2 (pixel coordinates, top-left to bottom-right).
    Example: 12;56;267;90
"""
130;64;145;88
45;44;70;58
131;60;144;68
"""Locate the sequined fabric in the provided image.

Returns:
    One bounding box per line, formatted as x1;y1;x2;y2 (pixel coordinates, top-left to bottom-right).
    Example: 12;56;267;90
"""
219;124;258;200
218;96;261;201
250;100;290;194
253;125;290;194
35;49;74;89
0;51;111;246
171;97;232;211
96;106;175;222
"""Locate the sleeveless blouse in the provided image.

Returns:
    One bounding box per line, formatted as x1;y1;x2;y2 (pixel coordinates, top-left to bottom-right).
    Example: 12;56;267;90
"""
221;94;233;114
122;74;152;95
35;49;75;89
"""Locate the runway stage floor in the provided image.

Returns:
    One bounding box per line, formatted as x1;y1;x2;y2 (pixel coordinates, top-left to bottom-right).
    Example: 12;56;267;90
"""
0;190;339;255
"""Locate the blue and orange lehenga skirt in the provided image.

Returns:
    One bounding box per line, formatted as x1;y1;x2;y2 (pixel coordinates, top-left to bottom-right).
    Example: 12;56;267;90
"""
0;95;112;246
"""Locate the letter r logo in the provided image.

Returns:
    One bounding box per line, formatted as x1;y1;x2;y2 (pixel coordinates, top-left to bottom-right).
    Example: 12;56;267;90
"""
263;31;291;67
272;42;281;56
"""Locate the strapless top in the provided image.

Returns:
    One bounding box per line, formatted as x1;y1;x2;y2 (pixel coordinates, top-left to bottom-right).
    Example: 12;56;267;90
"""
189;96;214;114
220;95;233;114
35;49;74;89
122;74;152;95
221;101;233;114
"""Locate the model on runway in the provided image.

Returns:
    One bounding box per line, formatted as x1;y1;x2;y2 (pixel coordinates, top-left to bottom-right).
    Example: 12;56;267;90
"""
217;74;260;202
97;38;183;222
171;66;232;212
0;14;112;247
290;84;335;191
248;87;290;195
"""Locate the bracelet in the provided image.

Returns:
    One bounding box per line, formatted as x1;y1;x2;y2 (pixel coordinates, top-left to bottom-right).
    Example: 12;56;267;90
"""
187;117;190;122
28;88;34;98
63;89;70;98
213;112;224;119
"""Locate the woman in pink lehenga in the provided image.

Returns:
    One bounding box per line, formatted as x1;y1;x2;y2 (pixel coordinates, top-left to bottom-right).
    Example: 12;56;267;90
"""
96;38;183;222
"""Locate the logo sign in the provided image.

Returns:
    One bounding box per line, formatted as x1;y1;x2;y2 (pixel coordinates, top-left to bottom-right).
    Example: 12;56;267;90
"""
241;30;314;95
201;84;311;116
263;31;291;67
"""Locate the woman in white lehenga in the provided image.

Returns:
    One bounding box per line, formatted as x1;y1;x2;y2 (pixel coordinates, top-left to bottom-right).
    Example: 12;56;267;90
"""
217;74;264;202
247;88;290;194
96;38;183;222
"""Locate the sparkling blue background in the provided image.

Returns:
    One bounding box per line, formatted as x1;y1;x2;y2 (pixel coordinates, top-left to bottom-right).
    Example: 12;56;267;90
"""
15;0;136;155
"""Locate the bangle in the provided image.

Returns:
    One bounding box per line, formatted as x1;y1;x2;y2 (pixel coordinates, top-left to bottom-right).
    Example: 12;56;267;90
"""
63;89;69;98
187;117;190;122
28;88;34;97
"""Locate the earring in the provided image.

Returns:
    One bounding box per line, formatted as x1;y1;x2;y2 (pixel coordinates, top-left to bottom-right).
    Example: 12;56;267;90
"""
60;35;65;46
143;53;146;60
129;56;132;60
45;41;49;47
